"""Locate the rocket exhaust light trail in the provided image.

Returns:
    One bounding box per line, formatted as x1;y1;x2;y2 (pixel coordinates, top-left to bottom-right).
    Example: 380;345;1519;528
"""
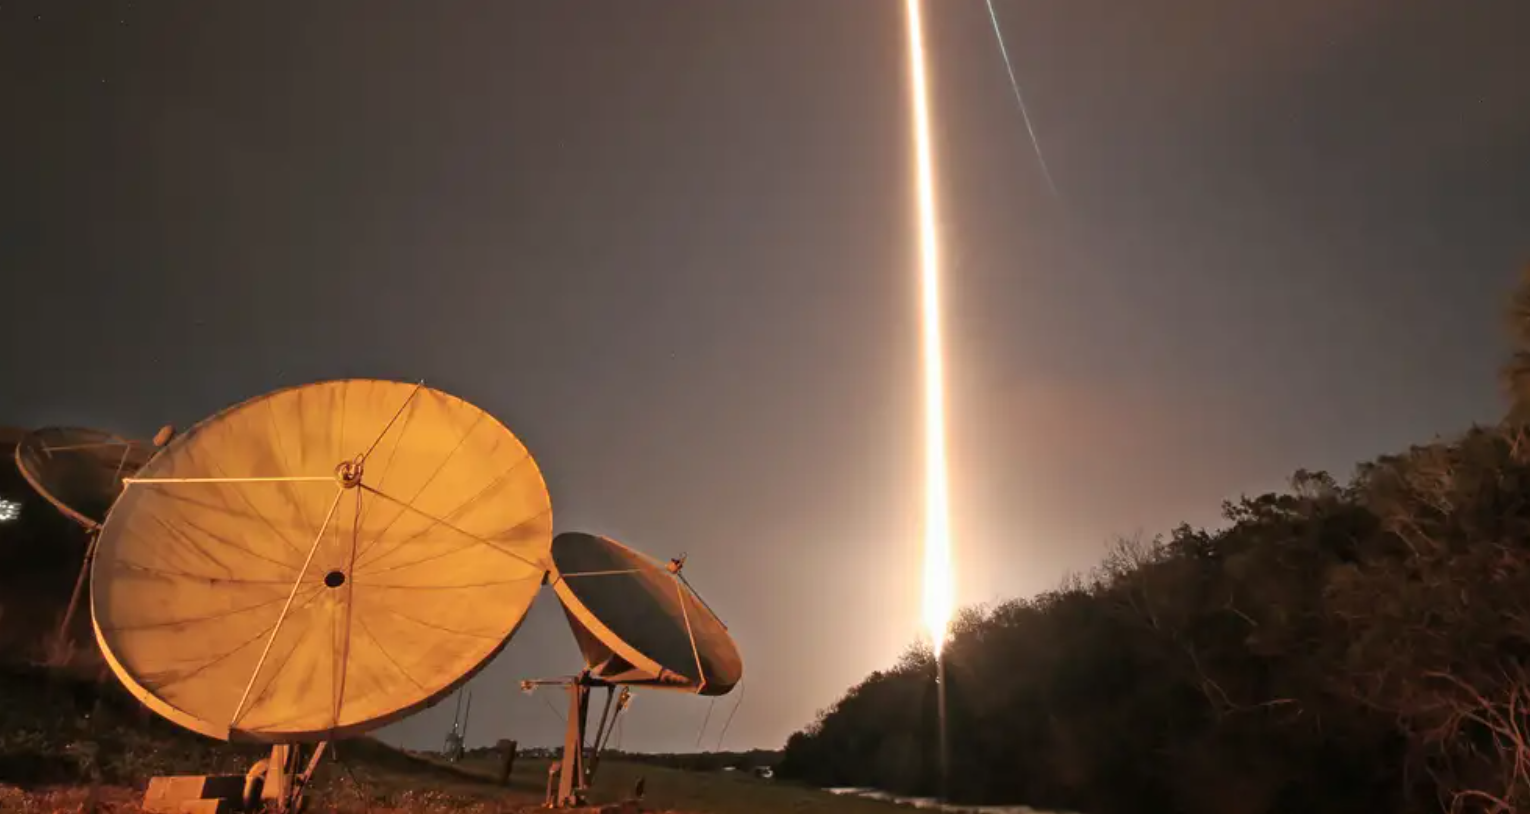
905;0;954;657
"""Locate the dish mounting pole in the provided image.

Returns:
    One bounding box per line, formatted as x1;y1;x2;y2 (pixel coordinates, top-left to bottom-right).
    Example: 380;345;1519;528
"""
245;742;328;813
523;672;631;808
558;673;593;806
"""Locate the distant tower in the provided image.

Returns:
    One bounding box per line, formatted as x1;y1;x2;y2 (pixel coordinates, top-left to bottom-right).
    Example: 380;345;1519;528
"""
444;689;472;762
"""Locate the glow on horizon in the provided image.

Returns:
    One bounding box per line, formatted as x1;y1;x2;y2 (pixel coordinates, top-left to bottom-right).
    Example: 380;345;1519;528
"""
905;0;954;657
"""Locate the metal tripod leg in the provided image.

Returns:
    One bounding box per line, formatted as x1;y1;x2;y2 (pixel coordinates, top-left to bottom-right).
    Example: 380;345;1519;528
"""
51;528;99;665
555;679;590;806
256;742;328;813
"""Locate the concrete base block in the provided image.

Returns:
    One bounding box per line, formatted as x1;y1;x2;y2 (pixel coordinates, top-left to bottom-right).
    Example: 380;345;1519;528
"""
142;775;243;814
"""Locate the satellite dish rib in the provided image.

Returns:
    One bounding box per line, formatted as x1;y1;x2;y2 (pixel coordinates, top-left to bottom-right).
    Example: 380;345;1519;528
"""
89;378;554;811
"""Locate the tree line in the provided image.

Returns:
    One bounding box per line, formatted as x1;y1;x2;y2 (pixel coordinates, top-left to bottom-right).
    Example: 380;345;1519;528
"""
777;269;1530;814
451;744;781;774
600;749;781;772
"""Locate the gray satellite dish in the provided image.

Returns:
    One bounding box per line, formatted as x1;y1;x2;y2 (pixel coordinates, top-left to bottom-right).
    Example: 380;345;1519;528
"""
549;531;742;695
528;531;743;807
14;426;154;531
14;426;156;660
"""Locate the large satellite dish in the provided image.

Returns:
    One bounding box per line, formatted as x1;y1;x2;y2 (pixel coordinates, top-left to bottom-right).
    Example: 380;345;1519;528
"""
549;531;742;695
15;426;156;531
91;379;554;760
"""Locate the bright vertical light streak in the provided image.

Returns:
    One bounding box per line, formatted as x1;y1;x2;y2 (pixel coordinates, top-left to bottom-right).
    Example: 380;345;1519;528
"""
905;0;954;656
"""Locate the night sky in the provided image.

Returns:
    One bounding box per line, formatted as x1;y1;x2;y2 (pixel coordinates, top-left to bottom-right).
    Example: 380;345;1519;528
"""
3;1;1528;753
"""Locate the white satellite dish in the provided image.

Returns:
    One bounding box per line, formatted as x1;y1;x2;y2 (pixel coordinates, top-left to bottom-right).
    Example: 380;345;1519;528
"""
90;378;554;811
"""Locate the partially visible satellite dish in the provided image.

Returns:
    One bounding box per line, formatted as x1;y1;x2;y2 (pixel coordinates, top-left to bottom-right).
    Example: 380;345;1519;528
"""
548;531;742;696
15;427;154;531
91;379;555;743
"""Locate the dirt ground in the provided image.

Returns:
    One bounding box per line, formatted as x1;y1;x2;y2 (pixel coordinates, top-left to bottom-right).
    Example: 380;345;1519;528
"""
0;783;677;814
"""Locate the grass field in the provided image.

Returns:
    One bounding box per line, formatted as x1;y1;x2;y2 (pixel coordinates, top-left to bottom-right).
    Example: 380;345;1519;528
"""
438;752;919;814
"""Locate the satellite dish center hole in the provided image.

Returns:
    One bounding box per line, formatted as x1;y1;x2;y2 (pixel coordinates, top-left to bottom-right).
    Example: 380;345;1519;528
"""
324;570;346;589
